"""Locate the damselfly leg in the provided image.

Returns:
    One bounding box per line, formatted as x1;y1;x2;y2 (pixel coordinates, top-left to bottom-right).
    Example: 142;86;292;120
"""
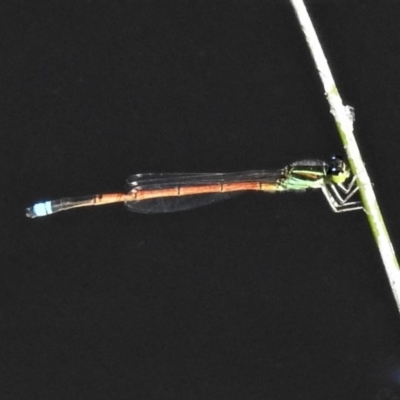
321;176;363;213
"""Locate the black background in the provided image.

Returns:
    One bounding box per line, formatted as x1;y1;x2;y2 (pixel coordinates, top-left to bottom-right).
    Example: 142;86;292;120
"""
3;1;400;399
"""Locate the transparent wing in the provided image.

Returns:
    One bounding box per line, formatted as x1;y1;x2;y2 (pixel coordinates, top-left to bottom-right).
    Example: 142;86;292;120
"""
124;170;283;214
126;170;282;189
125;192;241;214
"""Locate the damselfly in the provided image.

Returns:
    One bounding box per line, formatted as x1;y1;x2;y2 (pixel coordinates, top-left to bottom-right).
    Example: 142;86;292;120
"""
26;156;361;218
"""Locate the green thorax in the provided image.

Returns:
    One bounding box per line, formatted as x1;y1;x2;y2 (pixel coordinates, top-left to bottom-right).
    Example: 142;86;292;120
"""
277;159;349;191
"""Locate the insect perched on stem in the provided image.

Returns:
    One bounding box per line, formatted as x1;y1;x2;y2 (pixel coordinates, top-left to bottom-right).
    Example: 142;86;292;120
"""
26;155;361;218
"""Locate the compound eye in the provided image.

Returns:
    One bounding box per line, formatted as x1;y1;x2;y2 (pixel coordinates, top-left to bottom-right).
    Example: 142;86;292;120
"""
328;163;341;176
328;155;346;176
329;168;339;176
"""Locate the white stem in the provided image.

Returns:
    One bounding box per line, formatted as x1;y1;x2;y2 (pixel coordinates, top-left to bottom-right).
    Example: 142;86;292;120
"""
290;0;400;311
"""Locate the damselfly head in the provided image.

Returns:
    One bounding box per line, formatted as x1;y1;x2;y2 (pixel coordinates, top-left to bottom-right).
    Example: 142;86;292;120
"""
328;155;350;183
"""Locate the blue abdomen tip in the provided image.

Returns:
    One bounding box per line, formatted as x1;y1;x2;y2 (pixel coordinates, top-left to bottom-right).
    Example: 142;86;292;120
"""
33;201;53;217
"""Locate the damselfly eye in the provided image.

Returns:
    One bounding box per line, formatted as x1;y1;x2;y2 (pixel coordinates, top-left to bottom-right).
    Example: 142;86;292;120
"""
328;155;346;176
